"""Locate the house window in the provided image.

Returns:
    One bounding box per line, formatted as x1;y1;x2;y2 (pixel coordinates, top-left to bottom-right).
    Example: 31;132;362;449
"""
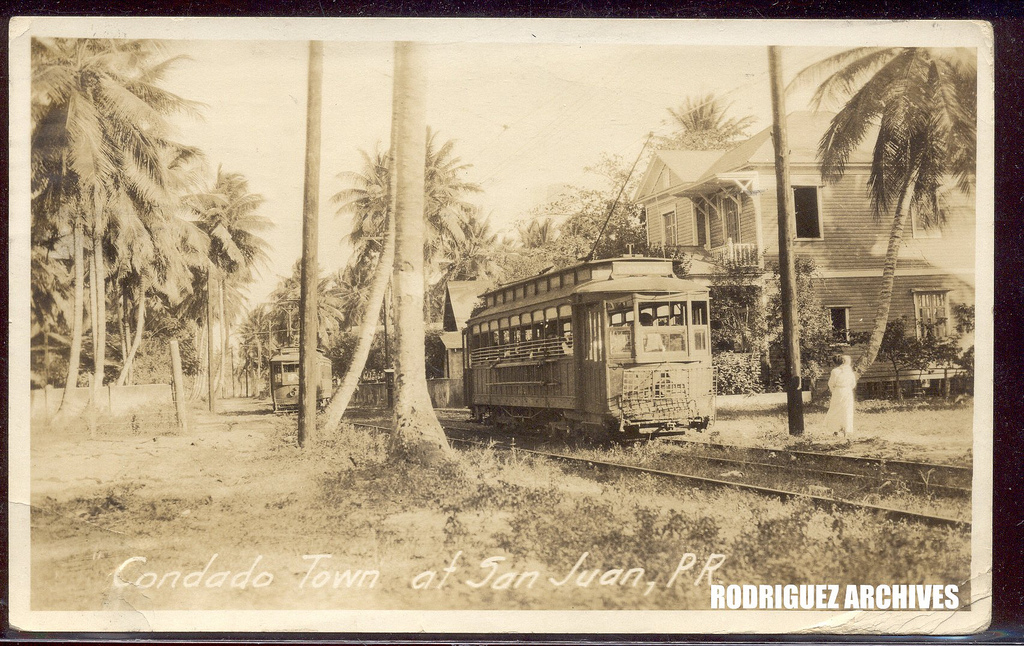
721;195;741;242
692;199;709;248
662;209;678;246
793;186;822;239
914;291;949;338
829;307;850;342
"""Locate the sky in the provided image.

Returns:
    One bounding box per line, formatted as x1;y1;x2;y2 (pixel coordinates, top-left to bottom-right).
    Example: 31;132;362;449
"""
157;40;840;306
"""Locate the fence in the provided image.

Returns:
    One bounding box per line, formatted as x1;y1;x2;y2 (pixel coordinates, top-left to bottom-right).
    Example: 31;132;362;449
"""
350;378;464;409
31;384;174;419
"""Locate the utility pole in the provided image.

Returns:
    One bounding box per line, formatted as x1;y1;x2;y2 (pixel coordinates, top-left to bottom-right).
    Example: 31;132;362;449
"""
298;40;324;448
768;46;804;435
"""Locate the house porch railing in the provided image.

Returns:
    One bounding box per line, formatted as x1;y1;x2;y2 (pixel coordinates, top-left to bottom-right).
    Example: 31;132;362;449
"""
711;239;759;266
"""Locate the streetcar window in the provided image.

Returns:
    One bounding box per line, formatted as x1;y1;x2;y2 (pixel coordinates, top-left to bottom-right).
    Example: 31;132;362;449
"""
515;286;524;300
559;304;572;318
577;267;591;282
637;300;689;354
671;302;687;326
538;279;548;294
280;363;299;385
564;272;576;287
692;300;709;352
526;282;535;297
691;300;708;325
607;299;634;356
499;318;510;345
587;308;604;360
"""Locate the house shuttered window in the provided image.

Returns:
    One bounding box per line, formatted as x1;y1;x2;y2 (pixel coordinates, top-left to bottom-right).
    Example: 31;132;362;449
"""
721;195;740;242
829;307;850;342
662;209;678;246
914;291;949;338
692;198;709;248
794;186;822;239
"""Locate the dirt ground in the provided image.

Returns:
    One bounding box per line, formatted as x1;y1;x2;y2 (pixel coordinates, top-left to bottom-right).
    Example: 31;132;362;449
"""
26;396;977;613
709;399;976;466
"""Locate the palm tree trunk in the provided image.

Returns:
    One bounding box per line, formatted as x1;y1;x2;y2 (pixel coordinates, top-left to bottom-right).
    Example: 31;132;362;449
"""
190;322;207;401
219;279;228;399
322;213;395;430
92;216;107;392
60;221;85;408
388;41;452;465
854;175;916;376
115;293;145;386
207;271;218;412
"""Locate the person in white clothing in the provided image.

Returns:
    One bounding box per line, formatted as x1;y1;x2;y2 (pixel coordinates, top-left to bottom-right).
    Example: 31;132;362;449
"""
824;354;857;436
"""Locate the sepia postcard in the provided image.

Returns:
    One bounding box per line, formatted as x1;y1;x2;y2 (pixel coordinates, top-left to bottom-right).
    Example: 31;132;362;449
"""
8;17;994;635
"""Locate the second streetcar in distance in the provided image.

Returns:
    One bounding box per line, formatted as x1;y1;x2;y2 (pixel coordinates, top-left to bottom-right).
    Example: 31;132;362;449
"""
268;346;334;412
463;256;714;440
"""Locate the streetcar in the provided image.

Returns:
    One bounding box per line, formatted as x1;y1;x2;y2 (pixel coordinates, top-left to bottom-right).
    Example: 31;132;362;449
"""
463;256;714;440
268;346;334;412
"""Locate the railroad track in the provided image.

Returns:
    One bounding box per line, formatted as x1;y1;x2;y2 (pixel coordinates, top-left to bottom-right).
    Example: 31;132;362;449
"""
668;438;973;491
344;419;970;530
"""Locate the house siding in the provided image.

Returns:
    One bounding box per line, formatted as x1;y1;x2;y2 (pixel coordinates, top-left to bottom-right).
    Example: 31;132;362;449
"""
757;165;975;275
646;195;697;248
816;272;975;382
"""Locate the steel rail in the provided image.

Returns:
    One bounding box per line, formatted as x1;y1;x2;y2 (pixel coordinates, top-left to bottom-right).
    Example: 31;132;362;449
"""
670;439;973;488
346;420;970;530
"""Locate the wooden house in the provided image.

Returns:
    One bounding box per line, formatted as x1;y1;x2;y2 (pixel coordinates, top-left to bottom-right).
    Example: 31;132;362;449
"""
635;111;976;385
440;280;491;381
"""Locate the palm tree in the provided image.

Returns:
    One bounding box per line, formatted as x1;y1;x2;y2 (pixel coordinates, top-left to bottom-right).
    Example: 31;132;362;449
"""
519;217;556;249
657;92;756;151
186;167;272;401
388;41;451;464
322;148;396;431
322;128;480;430
31;37;201;405
792;47;976;374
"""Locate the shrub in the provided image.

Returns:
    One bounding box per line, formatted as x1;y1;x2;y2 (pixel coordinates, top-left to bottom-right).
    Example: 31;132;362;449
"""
714;351;764;395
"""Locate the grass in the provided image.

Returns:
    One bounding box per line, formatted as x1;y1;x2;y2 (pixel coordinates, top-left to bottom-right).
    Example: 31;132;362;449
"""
29;398;974;612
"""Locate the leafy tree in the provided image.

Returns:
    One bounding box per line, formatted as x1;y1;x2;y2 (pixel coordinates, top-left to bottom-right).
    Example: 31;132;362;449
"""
529;153;649;264
877;316;930;402
793;47;977;376
765;259;844;389
708;262;767;354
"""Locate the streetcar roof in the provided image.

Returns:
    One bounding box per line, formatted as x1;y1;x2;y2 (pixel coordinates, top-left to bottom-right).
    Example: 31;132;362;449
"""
269;346;330;362
574;275;708;295
467;271;708;324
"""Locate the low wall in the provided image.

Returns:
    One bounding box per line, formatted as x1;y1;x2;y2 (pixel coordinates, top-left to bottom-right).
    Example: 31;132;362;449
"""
350;378;464;409
717;391;811;410
31;384;174;419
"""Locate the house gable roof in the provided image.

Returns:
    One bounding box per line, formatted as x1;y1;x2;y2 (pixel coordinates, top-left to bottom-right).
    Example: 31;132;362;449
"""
635;150;724;201
443;280;489;332
636;112;878;200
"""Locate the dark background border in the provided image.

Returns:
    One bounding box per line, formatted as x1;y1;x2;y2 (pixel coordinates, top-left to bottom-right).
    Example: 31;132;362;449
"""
3;2;1022;642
